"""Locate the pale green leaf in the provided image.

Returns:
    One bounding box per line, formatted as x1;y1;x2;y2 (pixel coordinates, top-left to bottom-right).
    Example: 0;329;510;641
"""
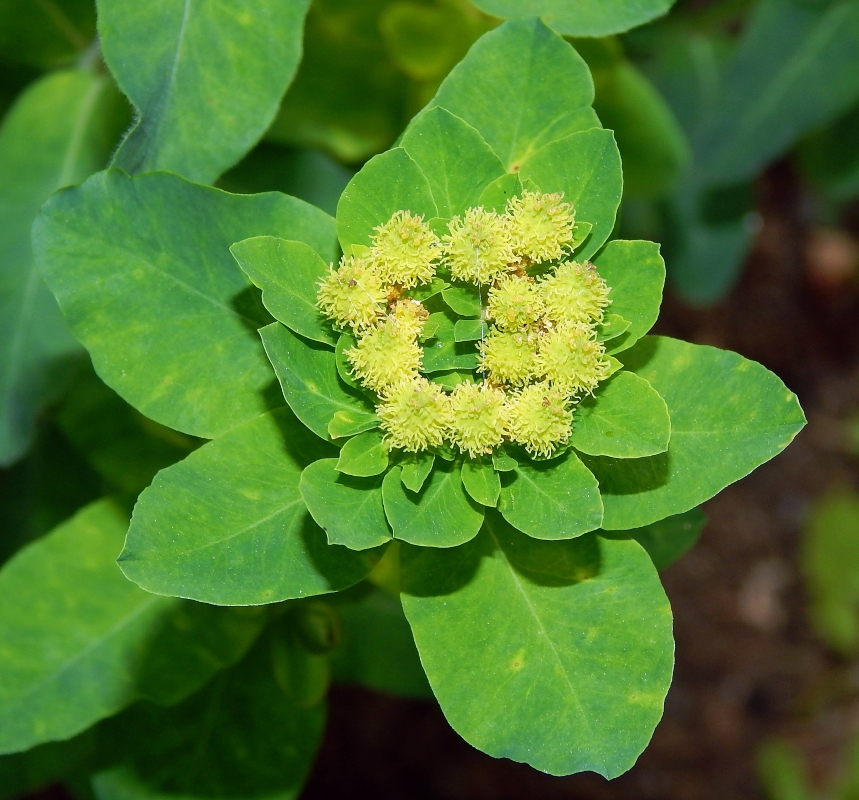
335;430;389;477
441;285;481;318
421;312;480;373
400;452;435;493
477;172;522;213
461;458;501;507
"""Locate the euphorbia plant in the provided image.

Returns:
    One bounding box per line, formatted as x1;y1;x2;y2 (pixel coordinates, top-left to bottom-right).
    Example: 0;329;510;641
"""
18;17;804;791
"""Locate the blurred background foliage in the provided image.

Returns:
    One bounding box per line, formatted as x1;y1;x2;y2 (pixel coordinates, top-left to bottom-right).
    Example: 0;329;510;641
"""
3;0;859;797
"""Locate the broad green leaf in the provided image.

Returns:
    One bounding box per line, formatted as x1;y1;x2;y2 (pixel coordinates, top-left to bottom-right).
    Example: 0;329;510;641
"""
121;408;379;605
100;0;312;184
33;171;336;440
478;172;522;213
382;463;484;548
584;336;806;530
801;489;859;655
421;312;480;373
0;500;264;755
596;313;631;343
400;107;506;218
454;318;486;342
569;371;670;459
335;430;389;477
0;70;124;466
91;633;324;800
441;285;481;317
428;18;600;170
327;410;381;439
470;1;675;37
336;147;437;254
461;458;501;507
592;239;665;354
261;323;377;442
231;237;336;347
695;0;859;185
400;451;435;493
331;587;432;699
400;512;673;778
602;508;706;571
428;370;476;390
407;276;447;303
518;128;623;261
498;450;603;539
0;0;96;69
492;448;518;472
300;459;391;551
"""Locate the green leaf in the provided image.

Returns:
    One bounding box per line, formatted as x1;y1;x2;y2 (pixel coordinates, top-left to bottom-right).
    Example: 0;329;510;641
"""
478;172;522;213
231;237;337;347
518;128;623;261
300;459;391;551
498;450;603;539
592;239;665;355
336;147;437;254
441;285;482;317
0;500;264;755
569;371;670;459
406;276;447;303
260;323;377;442
584;336;806;530
801;489;859;655
400;512;674;778
33;170;336;439
454;318;486;342
421;312;480;373
470;1;675;37
756;739;815;800
100;0;312;184
382;463;484;547
91;632;324;800
695;0;859;185
596;313;631;343
400;452;435;493
334;332;365;393
400;107;506;218
0;70;124;466
327;409;381;439
428;18;599;171
602;508;706;571
0;0;96;69
120;408;379;605
331;586;432;699
461;458;501;507
335;430;389;477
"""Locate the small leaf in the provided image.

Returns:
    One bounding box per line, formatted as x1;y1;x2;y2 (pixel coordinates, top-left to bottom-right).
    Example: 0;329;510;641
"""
400;107;506;218
335;333;364;392
584;336;806;530
596;313;631;343
570;220;593;252
121;408;378;605
454;318;487;342
260;323;377;442
593;240;665;355
400;512;674;778
335;430;389;477
421;313;480;373
498;450;603;539
231;237;336;347
300;460;391;551
407;277;447;302
477;172;522;213
337;147;437;254
400;452;436;493
441;285;482;317
461;458;501;507
492;448;518;472
0;501;263;755
382;463;484;547
601;508;706;571
569;371;670;459
429;370;477;390
428;19;599;170
518;128;623;261
328;410;381;439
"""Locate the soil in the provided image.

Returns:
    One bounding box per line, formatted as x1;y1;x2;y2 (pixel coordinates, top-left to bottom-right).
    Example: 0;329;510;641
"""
18;165;859;800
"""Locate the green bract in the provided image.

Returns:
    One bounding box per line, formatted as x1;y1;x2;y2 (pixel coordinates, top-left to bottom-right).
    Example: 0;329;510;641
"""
27;15;806;790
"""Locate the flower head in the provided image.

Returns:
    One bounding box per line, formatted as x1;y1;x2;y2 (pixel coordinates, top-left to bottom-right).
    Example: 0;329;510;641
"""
346;316;422;394
449;382;508;457
442;208;516;284
505;382;573;458
390;298;428;339
507;190;574;264
377;377;452;452
371;210;439;288
486;274;544;332
316;254;386;331
480;329;538;386
536;322;611;396
541;260;611;326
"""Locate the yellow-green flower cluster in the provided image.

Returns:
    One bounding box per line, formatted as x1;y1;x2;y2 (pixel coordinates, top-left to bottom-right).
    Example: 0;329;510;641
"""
316;193;614;458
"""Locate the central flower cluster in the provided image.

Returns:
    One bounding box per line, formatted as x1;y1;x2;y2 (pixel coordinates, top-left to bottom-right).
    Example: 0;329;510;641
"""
317;191;612;458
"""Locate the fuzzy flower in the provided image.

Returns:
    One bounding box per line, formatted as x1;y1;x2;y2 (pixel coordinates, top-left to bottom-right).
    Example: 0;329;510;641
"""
370;210;440;288
480;329;538;386
389;298;428;339
317;254;386;331
505;382;573;458
536;322;611;396
377;377;452;452
486;274;544;332
541;260;611;326
442;207;516;284
448;382;508;457
507;190;574;263
346;317;422;394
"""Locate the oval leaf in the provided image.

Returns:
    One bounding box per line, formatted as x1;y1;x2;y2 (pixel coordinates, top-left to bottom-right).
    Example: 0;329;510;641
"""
300;459;391;551
400;512;674;778
461;458;501;507
400;452;435;493
335;430;389;477
602;508;707;572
